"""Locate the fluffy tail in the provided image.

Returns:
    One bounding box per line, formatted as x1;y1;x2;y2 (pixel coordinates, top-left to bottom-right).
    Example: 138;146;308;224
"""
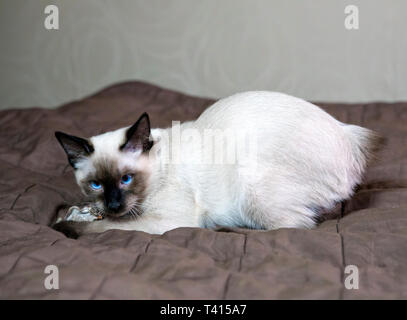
343;124;385;177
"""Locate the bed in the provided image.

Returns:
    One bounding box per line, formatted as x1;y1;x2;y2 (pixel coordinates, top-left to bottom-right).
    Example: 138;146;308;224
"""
0;81;406;299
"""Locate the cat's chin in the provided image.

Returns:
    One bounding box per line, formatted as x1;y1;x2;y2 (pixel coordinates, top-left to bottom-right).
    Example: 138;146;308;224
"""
106;210;138;220
106;212;127;219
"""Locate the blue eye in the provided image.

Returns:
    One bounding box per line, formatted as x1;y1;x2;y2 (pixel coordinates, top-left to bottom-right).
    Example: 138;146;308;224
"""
121;174;133;185
90;181;102;190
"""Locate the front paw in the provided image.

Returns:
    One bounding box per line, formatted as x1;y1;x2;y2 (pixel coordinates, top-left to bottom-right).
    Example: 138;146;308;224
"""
53;221;84;239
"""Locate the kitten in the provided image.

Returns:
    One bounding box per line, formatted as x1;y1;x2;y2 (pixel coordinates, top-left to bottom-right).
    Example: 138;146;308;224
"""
53;91;383;238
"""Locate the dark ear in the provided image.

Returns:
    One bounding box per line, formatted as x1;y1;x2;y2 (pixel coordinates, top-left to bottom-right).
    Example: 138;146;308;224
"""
55;132;94;168
120;112;153;153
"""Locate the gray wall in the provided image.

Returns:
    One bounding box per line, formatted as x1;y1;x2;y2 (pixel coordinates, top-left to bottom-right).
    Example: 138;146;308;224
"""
0;0;406;110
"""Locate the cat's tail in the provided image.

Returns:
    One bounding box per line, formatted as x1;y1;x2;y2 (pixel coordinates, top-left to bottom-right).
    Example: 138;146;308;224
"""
342;124;385;177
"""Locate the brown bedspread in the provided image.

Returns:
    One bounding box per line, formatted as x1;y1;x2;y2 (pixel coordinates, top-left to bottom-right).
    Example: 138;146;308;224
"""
0;81;406;299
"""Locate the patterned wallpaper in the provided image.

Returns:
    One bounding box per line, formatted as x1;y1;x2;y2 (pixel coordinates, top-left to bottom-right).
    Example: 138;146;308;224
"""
0;0;406;109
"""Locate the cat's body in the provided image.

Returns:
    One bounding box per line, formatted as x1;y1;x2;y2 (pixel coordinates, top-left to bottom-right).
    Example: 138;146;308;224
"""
54;91;382;238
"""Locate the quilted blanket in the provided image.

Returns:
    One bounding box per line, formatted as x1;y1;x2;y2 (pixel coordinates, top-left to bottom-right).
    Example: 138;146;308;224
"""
0;81;406;299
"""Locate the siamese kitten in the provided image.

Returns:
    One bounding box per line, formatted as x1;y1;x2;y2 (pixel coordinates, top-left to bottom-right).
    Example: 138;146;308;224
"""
53;91;383;238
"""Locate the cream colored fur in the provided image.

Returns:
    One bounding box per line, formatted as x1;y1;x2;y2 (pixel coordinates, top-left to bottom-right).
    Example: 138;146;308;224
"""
75;91;381;235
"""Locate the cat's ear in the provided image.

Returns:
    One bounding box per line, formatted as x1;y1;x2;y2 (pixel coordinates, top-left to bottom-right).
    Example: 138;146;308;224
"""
55;132;94;168
121;112;153;153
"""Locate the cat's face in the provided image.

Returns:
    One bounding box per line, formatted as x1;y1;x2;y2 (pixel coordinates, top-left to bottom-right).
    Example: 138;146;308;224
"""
55;113;154;218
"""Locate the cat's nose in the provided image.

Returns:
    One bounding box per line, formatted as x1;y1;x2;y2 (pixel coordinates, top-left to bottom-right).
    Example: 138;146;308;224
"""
104;187;123;213
107;200;121;212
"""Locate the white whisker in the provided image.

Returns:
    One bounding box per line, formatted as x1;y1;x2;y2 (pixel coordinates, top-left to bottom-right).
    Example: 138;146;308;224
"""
126;200;144;220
